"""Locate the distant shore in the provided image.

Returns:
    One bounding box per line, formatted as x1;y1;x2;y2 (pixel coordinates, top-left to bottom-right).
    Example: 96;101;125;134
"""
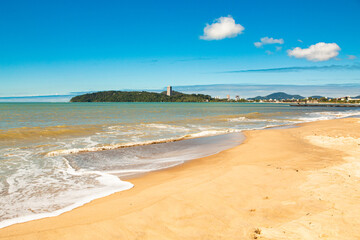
1;118;360;239
289;103;360;107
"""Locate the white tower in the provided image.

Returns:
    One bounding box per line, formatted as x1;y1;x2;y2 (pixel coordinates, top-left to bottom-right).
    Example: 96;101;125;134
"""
167;86;172;96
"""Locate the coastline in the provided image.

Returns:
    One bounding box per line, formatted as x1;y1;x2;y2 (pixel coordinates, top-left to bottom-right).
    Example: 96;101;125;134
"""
0;132;245;229
1;118;360;239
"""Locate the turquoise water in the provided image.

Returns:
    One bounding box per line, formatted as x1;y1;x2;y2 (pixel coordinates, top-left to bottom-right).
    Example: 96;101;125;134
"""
1;102;359;228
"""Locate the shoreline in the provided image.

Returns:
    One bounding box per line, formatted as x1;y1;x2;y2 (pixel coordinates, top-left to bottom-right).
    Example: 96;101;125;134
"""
1;117;360;239
0;132;246;229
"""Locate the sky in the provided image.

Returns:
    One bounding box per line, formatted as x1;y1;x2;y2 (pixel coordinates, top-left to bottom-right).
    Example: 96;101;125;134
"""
0;0;359;98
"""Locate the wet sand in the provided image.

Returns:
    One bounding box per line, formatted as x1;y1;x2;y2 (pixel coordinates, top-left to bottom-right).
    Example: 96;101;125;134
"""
1;118;360;240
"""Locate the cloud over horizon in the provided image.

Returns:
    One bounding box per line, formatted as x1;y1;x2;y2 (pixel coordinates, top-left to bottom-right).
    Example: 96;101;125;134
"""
218;63;360;73
287;42;340;61
254;37;284;48
200;16;244;40
348;55;357;60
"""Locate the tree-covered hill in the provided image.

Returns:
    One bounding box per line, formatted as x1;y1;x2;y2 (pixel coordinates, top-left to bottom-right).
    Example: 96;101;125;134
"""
70;91;213;102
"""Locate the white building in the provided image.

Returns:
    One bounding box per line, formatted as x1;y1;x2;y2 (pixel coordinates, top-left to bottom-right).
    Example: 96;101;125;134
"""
167;86;172;96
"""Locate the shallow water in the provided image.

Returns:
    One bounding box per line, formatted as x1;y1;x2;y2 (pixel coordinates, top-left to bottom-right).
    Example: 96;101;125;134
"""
65;133;245;179
1;102;359;228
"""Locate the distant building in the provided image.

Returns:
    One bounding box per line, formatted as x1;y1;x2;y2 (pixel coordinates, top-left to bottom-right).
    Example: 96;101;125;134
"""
306;99;318;104
167;86;172;96
227;95;230;101
344;96;360;101
235;95;240;101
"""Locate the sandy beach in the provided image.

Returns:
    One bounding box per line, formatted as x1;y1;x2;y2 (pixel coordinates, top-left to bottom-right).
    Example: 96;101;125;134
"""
1;117;360;240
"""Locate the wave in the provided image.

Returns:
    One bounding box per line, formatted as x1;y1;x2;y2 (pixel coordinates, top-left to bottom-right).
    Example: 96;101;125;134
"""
298;110;360;122
0;163;133;229
46;129;242;157
223;111;296;120
46;138;185;156
183;129;241;138
227;116;292;123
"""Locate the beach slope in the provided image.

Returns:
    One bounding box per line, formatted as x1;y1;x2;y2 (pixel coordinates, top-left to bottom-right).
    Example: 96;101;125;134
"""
1;118;360;240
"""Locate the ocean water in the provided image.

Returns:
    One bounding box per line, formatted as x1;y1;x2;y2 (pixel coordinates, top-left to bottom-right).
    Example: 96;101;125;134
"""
1;102;360;228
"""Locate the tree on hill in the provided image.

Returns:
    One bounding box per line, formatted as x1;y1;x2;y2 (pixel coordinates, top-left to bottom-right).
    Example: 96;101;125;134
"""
70;91;213;102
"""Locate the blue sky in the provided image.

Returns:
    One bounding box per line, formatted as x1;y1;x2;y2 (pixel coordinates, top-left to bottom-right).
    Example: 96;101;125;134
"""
0;0;359;97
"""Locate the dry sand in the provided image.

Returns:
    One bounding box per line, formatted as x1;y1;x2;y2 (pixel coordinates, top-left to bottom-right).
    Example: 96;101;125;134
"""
1;118;360;240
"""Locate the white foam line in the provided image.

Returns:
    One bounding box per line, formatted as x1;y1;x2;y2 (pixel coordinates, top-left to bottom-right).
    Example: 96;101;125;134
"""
46;138;182;157
0;181;133;229
0;161;134;229
45;129;243;157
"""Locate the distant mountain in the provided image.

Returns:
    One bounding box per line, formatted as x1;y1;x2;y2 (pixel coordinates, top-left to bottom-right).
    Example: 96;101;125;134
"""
0;91;93;103
248;92;305;100
0;94;75;102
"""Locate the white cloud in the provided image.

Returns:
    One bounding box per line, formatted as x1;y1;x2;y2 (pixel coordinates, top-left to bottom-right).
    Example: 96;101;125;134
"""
348;55;357;60
287;42;340;62
298;39;303;43
276;46;282;51
265;50;273;55
200;16;244;40
254;37;284;48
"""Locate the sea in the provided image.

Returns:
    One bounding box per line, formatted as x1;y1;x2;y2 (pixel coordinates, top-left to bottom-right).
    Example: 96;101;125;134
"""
1;102;359;228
